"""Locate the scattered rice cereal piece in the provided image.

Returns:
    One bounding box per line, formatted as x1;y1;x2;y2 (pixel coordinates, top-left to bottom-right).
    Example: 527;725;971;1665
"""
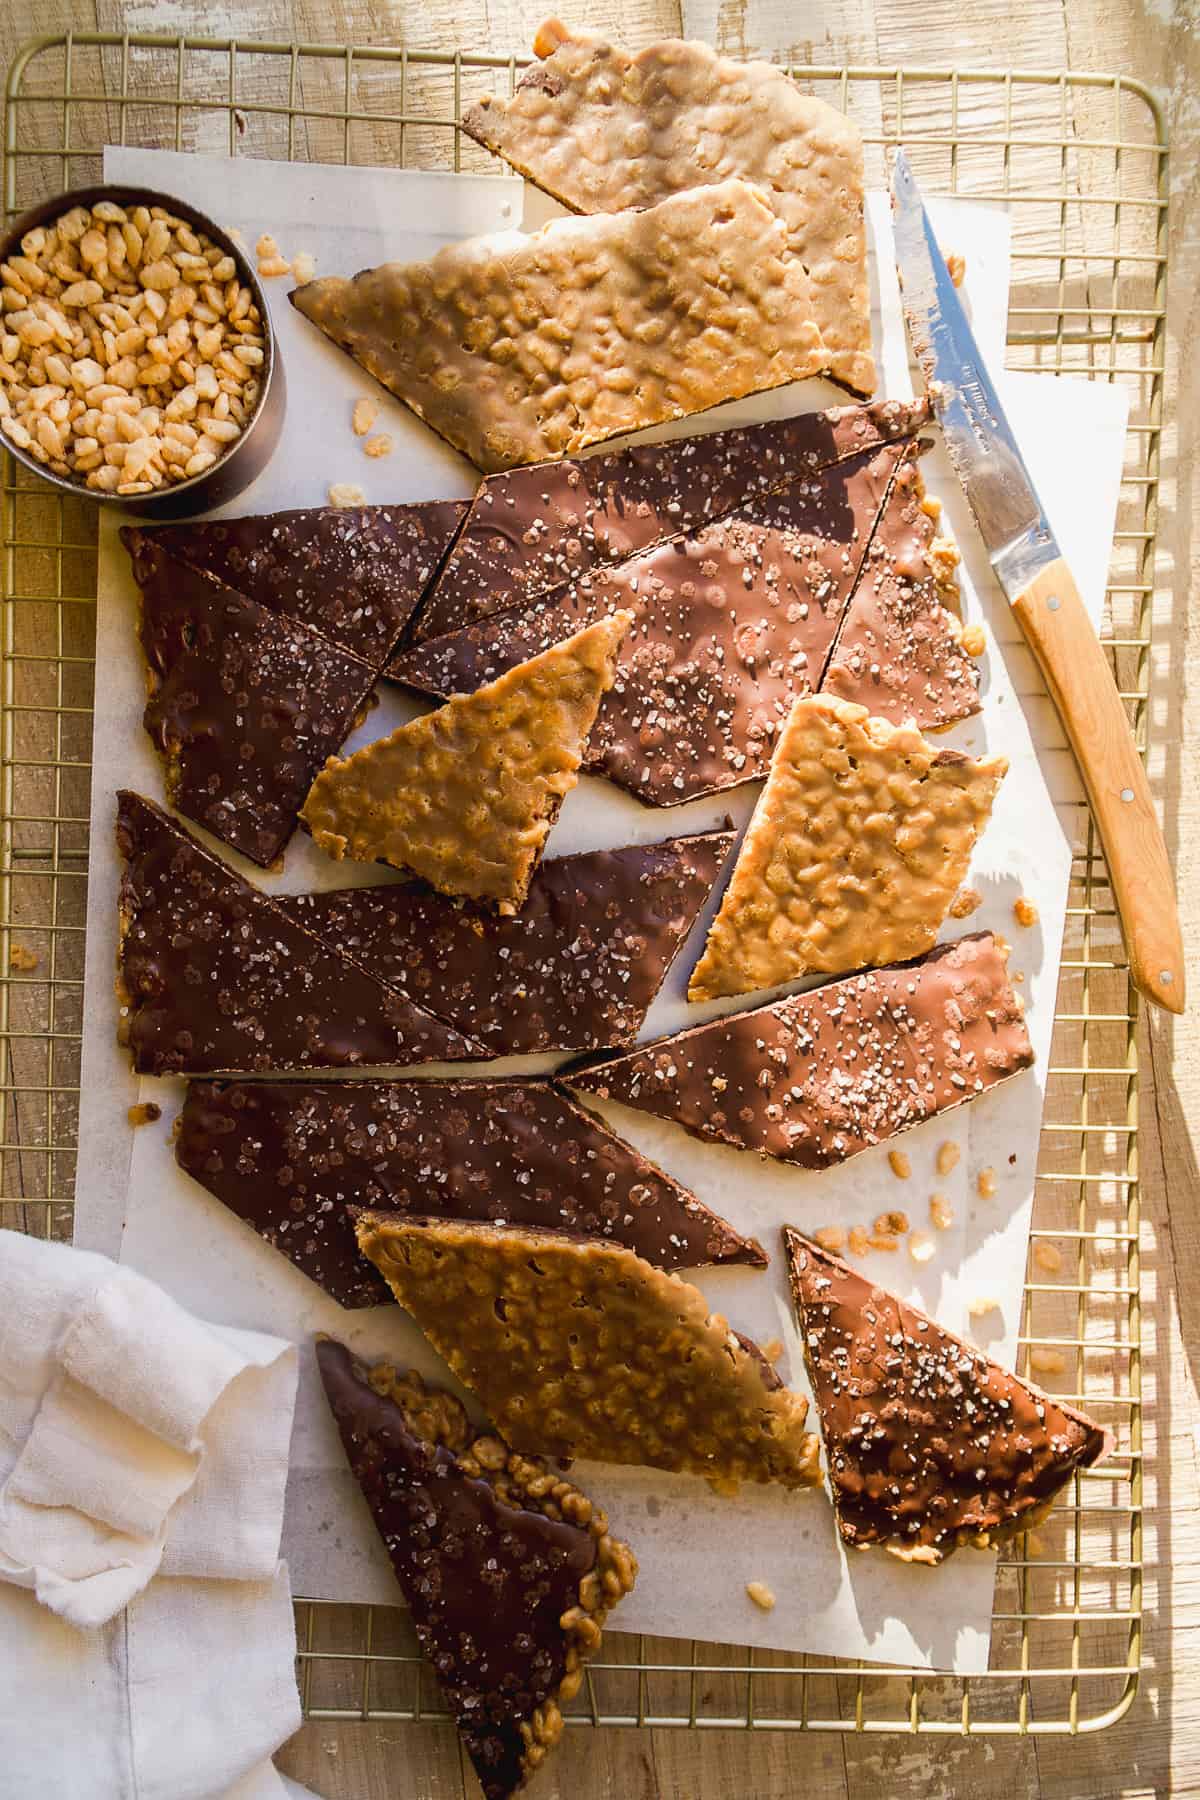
961;623;987;657
936;1141;961;1177
977;1168;998;1200
127;1101;162;1127
746;1581;776;1612
947;253;967;287
291;251;316;285
873;1210;909;1236
364;433;393;459
929;1193;954;1231
948;886;982;919
328;483;367;508
847;1226;870;1257
352;397;378;437
868;1233;899;1252
968;1296;1001;1319
1013;896;1039;928
887;1149;911;1180
1029;1347;1066;1376
814;1225;846;1253
908;1231;935;1264
1034;1240;1064;1274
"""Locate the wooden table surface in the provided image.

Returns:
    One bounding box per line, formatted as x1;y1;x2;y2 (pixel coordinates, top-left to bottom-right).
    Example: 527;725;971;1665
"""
2;0;1196;1795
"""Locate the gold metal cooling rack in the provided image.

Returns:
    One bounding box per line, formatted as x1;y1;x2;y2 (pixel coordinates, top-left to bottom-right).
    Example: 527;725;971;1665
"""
0;33;1164;1740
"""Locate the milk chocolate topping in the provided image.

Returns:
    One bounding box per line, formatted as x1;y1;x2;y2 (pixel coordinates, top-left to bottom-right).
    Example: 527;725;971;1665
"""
116;791;479;1075
125;532;376;868
176;1077;765;1306
822;449;981;730
569;933;1034;1168
280;829;733;1055
390;445;901;806
784;1231;1112;1559
316;1341;634;1799
134;498;466;666
412;399;931;642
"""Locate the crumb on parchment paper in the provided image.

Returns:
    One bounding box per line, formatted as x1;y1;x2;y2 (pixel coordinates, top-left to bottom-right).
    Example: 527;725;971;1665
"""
746;1581;776;1611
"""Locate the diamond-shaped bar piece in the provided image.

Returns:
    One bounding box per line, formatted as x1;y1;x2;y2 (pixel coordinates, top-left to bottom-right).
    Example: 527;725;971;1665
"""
116;791;480;1075
462;22;873;394
688;696;1007;1002
124;531;377;868
317;1341;636;1798
176;1077;766;1308
290;178;827;473
570;933;1034;1169
409;400;930;643
356;1214;822;1489
131;498;467;667
822;446;981;730
389;445;901;807
784;1230;1113;1563
302;613;630;911
281;828;733;1056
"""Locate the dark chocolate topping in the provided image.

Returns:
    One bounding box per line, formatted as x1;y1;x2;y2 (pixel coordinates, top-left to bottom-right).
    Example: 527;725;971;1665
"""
177;1076;765;1304
822;449;981;730
125;533;376;868
390;444;901;807
280;829;733;1055
413;399;931;642
784;1231;1111;1556
315;1340;596;1799
568;933;1034;1168
131;499;466;667
116;791;480;1075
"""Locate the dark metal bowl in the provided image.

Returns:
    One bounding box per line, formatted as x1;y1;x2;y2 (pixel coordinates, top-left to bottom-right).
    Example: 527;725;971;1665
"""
0;184;285;519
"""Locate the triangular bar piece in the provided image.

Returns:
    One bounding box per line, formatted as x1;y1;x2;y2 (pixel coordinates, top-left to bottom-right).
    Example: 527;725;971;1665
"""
689;696;1007;1002
783;1231;1113;1563
570;933;1034;1169
463;22;873;394
411;400;930;642
821;448;982;730
302;613;630;910
317;1340;636;1798
281;828;733;1056
124;533;377;868
356;1215;821;1489
116;791;480;1075
290;177;827;473
390;446;901;807
177;1077;766;1307
130;498;466;666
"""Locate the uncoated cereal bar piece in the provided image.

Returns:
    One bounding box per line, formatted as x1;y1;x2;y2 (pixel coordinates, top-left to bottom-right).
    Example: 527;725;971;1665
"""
688;694;1007;1001
463;22;873;395
302;613;630;911
355;1214;822;1489
290;177;828;472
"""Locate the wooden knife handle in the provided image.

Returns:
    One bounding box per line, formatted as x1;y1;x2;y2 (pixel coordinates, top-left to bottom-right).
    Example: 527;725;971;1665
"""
1012;558;1184;1013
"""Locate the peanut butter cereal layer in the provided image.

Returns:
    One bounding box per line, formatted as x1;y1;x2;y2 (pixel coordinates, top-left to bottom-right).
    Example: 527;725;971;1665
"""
784;1231;1112;1563
689;695;1007;1002
355;1214;822;1489
463;21;873;395
290;177;827;472
302;612;630;911
317;1341;635;1799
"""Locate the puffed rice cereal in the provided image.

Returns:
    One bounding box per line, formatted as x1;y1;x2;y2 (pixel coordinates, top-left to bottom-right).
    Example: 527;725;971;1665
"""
0;199;265;495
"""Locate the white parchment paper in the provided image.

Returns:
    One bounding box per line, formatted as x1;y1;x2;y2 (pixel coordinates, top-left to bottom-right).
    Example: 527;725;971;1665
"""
75;152;1127;1671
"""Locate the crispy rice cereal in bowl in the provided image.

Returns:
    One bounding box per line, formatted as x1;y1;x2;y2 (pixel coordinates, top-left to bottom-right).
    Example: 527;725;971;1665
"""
0;186;282;514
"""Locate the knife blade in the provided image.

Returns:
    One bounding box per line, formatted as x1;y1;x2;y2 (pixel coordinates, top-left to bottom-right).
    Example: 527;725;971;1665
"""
890;149;1184;1014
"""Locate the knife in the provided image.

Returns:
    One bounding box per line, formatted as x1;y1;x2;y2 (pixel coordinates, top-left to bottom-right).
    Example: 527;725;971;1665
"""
890;149;1184;1014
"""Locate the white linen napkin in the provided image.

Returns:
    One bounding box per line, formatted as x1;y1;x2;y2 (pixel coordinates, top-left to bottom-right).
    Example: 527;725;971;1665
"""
0;1229;322;1799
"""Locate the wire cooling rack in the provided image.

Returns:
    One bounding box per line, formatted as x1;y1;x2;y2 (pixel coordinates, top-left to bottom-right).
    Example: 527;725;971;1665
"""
0;33;1165;1740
